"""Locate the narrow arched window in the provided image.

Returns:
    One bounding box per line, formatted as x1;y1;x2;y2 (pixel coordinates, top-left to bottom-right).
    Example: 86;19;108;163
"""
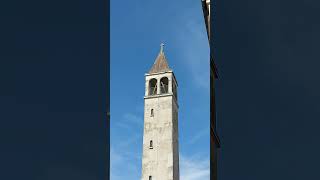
150;109;154;117
149;140;153;149
149;176;152;180
160;77;169;94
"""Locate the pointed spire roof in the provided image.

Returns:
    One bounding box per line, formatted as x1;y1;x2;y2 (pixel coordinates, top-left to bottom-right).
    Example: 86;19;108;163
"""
148;43;172;74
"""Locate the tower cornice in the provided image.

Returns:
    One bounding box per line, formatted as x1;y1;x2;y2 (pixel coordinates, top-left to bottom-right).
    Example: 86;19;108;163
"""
145;70;173;76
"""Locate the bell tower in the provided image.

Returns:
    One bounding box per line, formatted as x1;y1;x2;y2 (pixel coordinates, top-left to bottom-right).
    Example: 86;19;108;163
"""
141;44;179;180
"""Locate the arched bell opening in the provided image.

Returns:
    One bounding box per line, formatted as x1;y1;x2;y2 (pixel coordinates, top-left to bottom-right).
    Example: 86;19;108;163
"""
160;77;169;94
149;78;157;95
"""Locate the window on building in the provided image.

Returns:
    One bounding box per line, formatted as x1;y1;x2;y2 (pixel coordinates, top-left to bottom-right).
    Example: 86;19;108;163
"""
149;140;153;149
160;77;169;94
151;109;154;117
173;81;177;100
149;78;157;95
149;176;152;180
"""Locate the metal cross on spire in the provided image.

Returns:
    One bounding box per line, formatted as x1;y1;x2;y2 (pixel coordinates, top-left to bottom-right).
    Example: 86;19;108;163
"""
160;43;165;53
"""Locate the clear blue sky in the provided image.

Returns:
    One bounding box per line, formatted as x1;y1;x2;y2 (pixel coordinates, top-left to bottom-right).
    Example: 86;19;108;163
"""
111;0;210;179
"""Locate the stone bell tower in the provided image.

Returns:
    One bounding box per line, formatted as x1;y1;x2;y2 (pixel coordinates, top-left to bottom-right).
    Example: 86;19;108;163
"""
141;44;179;180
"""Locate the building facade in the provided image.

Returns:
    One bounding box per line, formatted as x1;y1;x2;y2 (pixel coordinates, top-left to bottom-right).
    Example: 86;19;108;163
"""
141;44;179;180
201;0;221;180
